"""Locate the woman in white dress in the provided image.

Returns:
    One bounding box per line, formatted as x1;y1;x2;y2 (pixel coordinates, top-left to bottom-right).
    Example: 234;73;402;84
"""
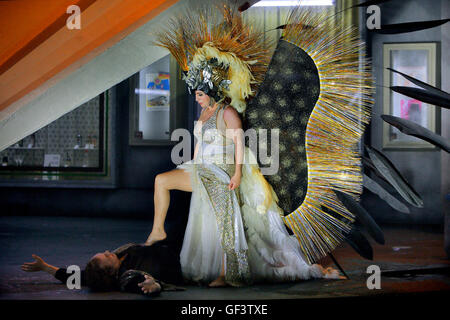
143;3;357;287
146;90;341;287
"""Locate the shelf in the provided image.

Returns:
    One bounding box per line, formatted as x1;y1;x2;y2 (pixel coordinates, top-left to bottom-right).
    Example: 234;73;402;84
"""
9;147;44;150
64;148;98;151
145;105;170;111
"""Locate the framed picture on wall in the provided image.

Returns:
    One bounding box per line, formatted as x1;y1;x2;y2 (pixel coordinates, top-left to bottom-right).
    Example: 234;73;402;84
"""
382;42;439;149
129;55;187;146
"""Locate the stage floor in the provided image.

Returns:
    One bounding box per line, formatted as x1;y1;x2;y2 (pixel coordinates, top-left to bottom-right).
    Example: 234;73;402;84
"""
1;216;449;300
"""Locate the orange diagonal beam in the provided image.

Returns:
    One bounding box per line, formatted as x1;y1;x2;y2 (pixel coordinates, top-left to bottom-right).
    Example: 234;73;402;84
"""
0;0;178;113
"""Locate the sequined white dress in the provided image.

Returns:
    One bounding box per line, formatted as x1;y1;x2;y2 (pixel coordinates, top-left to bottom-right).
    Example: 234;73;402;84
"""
176;104;339;286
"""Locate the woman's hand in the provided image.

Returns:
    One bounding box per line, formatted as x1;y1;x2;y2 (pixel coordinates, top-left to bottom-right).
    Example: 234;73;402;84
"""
21;254;48;272
228;173;241;190
138;274;161;295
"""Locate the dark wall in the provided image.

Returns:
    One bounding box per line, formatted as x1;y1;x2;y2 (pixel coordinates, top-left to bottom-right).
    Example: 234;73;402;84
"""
116;78;183;188
0;77;196;242
362;0;447;225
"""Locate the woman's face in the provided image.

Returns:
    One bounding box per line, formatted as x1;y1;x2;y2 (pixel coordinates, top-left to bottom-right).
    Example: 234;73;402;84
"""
195;90;211;108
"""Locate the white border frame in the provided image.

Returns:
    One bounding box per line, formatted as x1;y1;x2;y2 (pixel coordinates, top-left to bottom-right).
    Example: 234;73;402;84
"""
382;42;438;149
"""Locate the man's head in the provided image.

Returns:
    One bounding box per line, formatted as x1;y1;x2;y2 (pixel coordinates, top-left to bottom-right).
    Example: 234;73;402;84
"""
85;250;120;291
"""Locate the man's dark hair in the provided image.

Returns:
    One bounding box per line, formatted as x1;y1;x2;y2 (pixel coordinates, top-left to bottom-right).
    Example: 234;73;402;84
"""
84;258;119;292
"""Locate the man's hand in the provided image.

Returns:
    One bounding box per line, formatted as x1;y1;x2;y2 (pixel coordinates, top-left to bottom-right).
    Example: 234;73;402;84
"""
138;274;161;295
21;254;58;275
21;254;47;272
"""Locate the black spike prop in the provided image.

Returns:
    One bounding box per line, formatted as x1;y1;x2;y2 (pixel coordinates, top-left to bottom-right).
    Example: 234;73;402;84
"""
328;253;349;280
363;174;410;214
390;86;450;110
334;190;385;245
345;227;374;261
382;115;450;153
372;19;450;34
365;145;424;208
387;68;450;99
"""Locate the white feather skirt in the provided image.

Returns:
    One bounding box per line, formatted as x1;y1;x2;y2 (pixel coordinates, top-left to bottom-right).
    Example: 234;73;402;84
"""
176;144;340;284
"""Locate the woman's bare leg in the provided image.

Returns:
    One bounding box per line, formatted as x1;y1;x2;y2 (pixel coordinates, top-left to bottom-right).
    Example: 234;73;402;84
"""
208;255;227;287
145;169;192;245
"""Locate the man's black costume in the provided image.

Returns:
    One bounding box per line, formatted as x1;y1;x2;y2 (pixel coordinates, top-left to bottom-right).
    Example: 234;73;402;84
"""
54;242;184;296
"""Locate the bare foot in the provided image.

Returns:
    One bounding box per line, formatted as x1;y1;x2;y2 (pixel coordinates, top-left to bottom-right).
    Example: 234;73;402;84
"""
208;276;227;288
144;230;167;246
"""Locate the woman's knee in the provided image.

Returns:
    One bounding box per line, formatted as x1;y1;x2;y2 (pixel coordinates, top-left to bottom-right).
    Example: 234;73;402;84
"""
154;172;168;189
155;169;191;192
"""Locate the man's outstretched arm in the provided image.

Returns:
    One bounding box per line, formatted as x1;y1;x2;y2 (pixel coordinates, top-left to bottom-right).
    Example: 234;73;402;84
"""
21;254;59;276
21;254;85;285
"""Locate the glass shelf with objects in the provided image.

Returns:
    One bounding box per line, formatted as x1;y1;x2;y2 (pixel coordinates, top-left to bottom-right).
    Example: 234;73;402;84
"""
0;92;109;180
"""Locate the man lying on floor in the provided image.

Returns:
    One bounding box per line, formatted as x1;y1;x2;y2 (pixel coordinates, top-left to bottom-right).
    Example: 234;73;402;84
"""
20;241;185;296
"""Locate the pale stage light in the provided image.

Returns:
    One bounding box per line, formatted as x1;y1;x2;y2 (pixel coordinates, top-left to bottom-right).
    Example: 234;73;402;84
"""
134;89;170;96
252;0;333;7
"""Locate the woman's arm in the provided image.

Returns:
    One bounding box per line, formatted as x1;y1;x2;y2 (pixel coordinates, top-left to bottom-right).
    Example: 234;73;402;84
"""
223;106;244;190
193;141;199;160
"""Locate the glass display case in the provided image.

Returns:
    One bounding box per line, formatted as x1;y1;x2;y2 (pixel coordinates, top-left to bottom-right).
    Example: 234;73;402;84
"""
0;92;108;178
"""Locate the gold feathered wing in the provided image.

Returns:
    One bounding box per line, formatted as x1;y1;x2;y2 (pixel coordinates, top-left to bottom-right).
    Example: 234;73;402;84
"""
153;3;374;265
244;7;374;264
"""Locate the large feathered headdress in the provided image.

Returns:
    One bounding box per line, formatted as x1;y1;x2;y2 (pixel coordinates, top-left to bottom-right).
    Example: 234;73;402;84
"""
153;3;273;113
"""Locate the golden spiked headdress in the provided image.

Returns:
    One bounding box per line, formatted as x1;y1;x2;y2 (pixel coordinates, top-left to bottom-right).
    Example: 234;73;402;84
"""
153;3;272;113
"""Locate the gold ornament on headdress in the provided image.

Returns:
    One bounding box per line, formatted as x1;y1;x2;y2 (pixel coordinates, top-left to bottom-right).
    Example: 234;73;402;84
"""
153;3;273;113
